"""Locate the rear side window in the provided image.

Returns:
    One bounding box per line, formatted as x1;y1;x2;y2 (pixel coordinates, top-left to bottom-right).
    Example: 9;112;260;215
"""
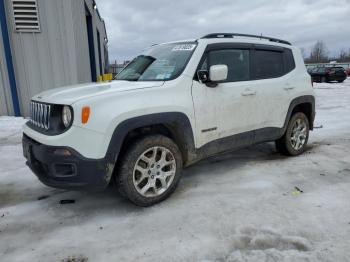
208;49;250;82
284;49;295;74
195;44;297;82
252;50;284;79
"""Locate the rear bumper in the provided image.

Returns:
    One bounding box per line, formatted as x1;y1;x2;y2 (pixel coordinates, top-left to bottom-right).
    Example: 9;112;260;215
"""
22;134;112;191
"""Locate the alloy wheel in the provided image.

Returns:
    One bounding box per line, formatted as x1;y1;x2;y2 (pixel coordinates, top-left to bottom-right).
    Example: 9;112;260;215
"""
132;146;176;197
290;118;307;150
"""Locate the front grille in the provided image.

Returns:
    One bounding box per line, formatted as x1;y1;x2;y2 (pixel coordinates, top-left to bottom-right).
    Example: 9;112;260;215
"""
30;101;51;130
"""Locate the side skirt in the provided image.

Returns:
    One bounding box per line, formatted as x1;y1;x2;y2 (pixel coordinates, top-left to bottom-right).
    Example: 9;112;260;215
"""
187;127;283;165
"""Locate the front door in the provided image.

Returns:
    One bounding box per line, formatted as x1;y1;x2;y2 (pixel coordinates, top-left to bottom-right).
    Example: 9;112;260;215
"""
191;46;258;148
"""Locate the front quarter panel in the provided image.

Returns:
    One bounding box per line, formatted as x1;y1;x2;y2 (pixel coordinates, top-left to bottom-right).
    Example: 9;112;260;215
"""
71;75;197;157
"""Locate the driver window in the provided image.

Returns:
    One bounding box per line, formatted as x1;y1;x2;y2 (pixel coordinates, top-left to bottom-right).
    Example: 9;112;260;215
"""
209;49;250;82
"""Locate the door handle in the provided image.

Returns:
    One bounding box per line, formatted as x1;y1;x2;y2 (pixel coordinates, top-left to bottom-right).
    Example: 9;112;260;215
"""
241;90;256;96
284;86;295;90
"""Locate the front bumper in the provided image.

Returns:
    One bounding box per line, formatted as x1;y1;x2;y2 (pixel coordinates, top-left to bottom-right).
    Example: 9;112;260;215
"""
22;134;112;191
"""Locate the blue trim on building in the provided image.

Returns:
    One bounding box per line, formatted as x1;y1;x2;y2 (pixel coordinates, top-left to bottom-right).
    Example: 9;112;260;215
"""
85;4;97;82
0;0;21;116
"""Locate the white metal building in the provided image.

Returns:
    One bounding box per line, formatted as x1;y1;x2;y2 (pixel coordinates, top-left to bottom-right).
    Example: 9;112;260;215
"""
0;0;108;116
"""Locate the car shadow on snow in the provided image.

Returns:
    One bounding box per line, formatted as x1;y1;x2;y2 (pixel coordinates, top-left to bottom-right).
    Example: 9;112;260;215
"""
0;142;314;214
184;142;287;176
52;143;299;205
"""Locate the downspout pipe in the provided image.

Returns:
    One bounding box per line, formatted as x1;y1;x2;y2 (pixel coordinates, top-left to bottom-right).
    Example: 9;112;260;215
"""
0;0;21;116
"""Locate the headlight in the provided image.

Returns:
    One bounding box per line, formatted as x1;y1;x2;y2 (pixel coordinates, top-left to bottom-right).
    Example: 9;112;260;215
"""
62;106;73;128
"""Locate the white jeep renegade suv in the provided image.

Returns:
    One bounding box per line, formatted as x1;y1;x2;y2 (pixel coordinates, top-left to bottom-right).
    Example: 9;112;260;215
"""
23;33;315;206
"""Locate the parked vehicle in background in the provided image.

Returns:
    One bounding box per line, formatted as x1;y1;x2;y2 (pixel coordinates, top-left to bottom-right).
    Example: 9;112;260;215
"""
346;68;350;76
309;67;347;83
307;68;315;74
22;33;315;206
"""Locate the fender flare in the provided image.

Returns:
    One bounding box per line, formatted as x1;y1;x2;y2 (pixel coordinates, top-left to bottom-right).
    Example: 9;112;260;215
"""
282;95;315;132
104;112;196;167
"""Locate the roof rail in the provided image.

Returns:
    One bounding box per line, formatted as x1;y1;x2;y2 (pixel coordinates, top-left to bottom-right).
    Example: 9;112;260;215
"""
201;33;291;45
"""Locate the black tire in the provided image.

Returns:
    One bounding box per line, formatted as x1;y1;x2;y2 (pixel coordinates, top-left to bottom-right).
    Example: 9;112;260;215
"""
321;76;326;83
337;79;344;83
275;112;309;156
116;135;183;207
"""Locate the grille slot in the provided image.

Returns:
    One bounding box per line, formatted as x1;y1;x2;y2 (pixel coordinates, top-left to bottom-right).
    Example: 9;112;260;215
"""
30;101;51;130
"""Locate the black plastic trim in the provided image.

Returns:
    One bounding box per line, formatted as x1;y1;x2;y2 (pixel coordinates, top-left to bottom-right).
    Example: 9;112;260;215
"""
205;43;253;51
27;102;74;136
105;112;196;166
201;33;291;45
22;134;109;191
283;95;315;130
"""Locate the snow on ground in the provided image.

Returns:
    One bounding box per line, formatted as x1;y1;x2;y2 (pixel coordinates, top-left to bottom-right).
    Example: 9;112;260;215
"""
1;79;350;262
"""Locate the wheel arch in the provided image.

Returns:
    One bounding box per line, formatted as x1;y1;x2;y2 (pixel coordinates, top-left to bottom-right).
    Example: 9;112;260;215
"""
284;95;315;131
104;112;196;176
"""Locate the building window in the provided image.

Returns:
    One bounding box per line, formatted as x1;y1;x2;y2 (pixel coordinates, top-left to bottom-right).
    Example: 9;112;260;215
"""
11;0;40;32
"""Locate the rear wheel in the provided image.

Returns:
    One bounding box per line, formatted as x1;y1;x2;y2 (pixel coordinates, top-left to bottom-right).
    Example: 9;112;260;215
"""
321;76;326;83
275;112;309;156
337;79;344;83
116;135;183;206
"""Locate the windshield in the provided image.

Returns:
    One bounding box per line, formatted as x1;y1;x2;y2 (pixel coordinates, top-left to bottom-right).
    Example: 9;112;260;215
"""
115;42;197;81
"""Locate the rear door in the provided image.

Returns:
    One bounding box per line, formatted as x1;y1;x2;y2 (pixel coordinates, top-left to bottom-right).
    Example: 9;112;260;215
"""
249;46;295;131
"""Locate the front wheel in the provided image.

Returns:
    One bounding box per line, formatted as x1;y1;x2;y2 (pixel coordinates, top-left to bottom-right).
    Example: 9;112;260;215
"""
275;112;310;156
116;135;183;206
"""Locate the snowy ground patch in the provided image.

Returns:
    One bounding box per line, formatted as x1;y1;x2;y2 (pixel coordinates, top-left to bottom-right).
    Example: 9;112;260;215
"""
1;79;350;262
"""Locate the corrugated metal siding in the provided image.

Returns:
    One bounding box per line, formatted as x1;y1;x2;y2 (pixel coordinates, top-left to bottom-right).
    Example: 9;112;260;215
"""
0;21;14;116
4;0;107;116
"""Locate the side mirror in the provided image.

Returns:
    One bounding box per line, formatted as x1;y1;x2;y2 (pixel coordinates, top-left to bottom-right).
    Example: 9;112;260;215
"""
209;64;228;82
197;70;209;83
197;64;228;87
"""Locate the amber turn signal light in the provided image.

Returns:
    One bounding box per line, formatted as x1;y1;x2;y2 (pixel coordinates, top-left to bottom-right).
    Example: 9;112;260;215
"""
81;106;90;124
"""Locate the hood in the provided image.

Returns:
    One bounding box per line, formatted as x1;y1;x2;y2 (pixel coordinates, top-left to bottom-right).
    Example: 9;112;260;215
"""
32;80;164;105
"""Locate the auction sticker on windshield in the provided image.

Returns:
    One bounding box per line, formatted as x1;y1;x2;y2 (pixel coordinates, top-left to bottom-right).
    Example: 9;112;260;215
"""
172;44;196;51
